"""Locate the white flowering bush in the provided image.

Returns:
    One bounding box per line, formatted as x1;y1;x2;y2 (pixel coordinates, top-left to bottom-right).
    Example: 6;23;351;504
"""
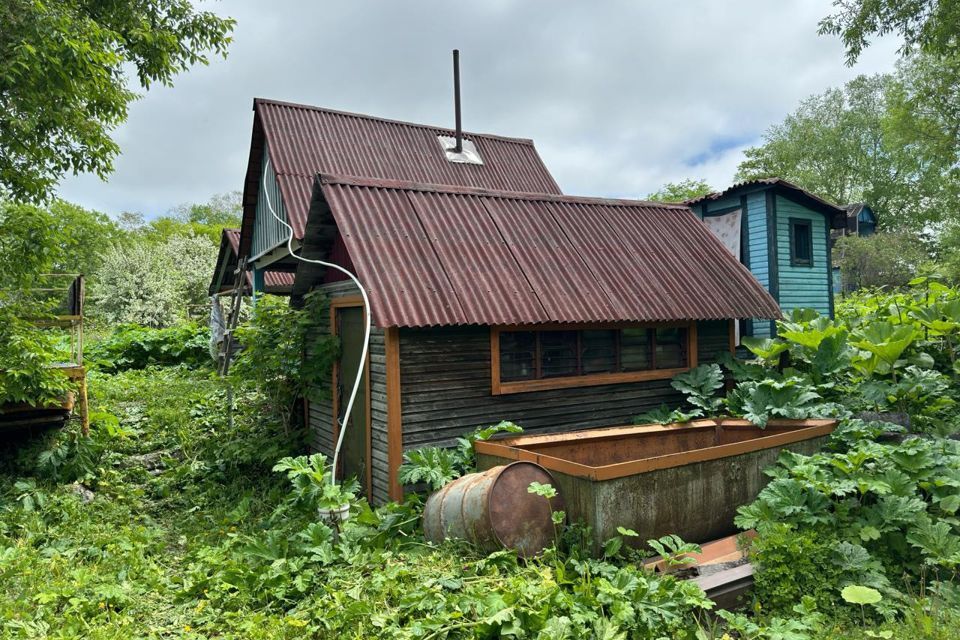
93;233;216;327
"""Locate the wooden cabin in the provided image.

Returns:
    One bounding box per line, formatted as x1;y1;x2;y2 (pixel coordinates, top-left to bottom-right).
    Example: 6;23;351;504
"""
686;179;848;339
292;176;780;502
227;99;822;503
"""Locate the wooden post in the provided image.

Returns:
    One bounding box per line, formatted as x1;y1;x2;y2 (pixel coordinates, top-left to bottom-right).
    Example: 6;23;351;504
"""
385;326;403;502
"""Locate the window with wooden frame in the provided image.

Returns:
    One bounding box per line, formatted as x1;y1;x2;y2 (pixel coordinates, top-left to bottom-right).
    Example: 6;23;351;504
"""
789;218;813;267
491;323;697;394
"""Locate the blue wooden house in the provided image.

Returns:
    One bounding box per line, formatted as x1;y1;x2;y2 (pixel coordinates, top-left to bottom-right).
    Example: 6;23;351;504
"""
687;179;847;339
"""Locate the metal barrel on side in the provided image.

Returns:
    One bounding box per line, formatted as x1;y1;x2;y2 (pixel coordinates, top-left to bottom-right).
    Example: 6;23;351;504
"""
423;462;564;558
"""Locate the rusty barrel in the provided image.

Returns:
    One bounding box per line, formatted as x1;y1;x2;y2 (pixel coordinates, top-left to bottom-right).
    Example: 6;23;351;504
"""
422;461;564;558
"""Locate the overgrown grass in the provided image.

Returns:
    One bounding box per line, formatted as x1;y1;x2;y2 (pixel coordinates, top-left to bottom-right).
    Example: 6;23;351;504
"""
0;368;292;638
2;366;959;638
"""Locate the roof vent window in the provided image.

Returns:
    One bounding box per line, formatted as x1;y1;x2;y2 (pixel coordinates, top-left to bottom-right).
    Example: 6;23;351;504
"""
438;135;483;165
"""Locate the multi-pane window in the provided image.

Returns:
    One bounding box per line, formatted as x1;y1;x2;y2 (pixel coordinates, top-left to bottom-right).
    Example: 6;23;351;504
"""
790;218;813;266
498;326;690;384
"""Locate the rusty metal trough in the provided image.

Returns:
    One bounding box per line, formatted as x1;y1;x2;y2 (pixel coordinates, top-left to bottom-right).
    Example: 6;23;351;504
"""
475;418;836;552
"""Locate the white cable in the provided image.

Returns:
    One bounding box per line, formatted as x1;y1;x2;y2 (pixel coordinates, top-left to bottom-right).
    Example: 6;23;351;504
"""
262;158;371;487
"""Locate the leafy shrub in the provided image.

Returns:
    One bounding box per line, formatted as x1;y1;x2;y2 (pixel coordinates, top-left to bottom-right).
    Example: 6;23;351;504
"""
87;322;210;372
0;309;74;406
398;421;523;491
230;291;338;431
92;233;217;326
736;422;960;615
747;524;846;612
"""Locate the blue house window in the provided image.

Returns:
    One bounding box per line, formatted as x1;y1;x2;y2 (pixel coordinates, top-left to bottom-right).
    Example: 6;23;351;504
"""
790;218;813;267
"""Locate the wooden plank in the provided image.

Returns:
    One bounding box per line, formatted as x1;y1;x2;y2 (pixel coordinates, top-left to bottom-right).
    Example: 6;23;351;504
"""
328;296;372;500
385;326;403;501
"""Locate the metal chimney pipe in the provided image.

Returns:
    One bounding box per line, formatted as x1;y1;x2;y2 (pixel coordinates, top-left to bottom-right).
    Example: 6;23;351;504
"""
453;49;462;153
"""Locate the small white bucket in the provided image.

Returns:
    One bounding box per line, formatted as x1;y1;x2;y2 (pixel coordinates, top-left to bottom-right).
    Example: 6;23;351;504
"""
318;503;351;525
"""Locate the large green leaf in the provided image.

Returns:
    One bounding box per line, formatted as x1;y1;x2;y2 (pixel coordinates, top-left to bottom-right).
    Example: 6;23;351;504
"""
841;585;882;606
850;322;917;368
780;316;844;350
741;337;789;361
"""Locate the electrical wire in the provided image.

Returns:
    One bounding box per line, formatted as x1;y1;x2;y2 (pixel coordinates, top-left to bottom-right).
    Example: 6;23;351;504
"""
262;159;371;486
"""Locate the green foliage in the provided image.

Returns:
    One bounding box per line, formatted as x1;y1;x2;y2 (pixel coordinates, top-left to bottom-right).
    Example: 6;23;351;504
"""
398;447;462;491
818;0;960;63
92;232;218;326
272;453;358;513
399;421;524;491
736;58;959;235
87;322;210;372
634;404;701;425
231;292;338;430
727;377;823;427
671;363;725;415
646;178;714;203
0;308;74;406
835;232;931;290
737;424;960;616
0;0;234;201
0;200;59;290
843;585;883;606
647;534;701;568
527;481;557;499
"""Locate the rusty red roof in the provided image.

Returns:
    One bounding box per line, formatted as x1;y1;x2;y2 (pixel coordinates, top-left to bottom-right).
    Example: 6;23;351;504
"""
239;99;561;256
210;229;294;295
298;175;782;328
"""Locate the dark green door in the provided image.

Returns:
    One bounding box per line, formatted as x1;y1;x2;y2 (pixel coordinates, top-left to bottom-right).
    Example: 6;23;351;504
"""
336;307;368;493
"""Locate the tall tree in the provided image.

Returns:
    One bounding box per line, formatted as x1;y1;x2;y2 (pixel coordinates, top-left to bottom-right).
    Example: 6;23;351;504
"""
736;63;957;234
819;0;960;64
646;179;714;203
0;0;234;202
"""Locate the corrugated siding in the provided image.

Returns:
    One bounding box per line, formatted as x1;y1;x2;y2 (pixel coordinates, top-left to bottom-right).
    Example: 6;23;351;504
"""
253;146;291;259
746;192;772;338
305;280;391;503
397;320;730;450
775;196;831;316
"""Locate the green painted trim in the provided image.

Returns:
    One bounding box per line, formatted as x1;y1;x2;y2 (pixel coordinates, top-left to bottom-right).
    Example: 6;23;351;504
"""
765;190;779;302
773;187;840;227
826;219;835;318
702;204;742;217
765;191;779;338
788;217;814;267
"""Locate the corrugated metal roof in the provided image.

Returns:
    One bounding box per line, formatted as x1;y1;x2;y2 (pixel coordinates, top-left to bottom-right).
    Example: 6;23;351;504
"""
304;175;782;328
239;99;561;256
210;229;294;295
685;178;847;228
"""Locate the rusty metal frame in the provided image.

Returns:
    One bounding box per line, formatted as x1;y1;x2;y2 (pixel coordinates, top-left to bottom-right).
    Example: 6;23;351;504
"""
329;295;373;500
474;418;837;481
490;322;698;395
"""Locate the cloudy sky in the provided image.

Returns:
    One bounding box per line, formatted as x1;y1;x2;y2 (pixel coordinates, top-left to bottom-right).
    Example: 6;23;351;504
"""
57;0;900;217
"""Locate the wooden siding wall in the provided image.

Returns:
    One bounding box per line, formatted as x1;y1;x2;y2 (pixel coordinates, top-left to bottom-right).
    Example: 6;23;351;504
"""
697;192;772;339
305;280;391;504
397;320;730;450
745;192;773;338
775;195;831;317
252;146;291;260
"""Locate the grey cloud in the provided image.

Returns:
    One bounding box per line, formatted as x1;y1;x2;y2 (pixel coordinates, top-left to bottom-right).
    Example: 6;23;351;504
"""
56;0;900;215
